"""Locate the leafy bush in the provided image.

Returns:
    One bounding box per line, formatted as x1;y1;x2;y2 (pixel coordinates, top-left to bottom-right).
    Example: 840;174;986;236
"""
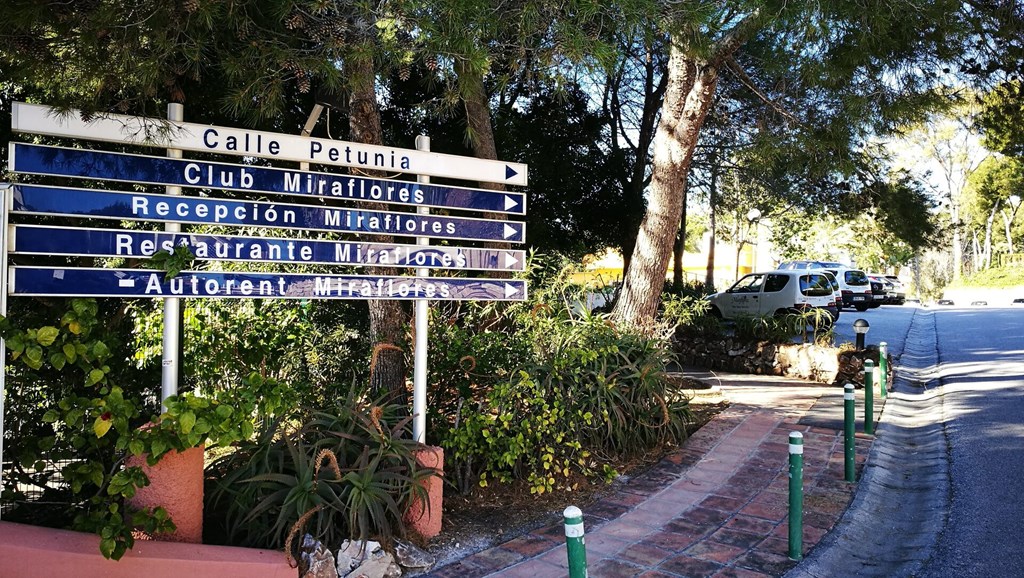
732;309;835;345
440;308;693;495
204;384;430;552
661;293;723;339
663;279;714;298
0;298;289;559
732;315;798;343
948;263;1024;288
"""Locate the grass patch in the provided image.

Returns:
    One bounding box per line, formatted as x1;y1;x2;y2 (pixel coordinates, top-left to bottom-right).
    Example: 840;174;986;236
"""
948;265;1024;289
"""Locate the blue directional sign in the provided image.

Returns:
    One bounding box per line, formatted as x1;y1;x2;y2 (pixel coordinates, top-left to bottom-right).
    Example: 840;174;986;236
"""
9;225;525;271
9;143;527;215
11;185;526;243
9;267;528;301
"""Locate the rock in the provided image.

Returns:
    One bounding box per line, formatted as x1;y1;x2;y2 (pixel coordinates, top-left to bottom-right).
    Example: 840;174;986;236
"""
299;534;339;578
348;552;400;578
337;540;400;578
394;539;434;569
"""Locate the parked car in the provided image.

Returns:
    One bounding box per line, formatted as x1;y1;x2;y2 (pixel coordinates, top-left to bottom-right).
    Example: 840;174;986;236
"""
708;270;838;322
822;268;873;311
971;300;987;306
937;299;955;305
883;275;907;305
777;260;847;270
820;270;843;316
867;275;891;308
1013;298;1024;306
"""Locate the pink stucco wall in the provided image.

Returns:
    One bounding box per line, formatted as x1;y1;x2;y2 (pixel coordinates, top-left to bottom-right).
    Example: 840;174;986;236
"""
0;521;294;578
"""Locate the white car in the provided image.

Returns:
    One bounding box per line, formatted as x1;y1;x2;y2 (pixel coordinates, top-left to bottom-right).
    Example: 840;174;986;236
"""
709;270;839;321
823;268;873;311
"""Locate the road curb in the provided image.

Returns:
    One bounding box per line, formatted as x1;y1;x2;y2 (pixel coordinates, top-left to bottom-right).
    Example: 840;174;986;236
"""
786;307;951;578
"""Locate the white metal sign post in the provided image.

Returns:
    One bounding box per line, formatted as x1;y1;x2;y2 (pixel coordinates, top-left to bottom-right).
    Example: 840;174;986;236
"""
413;136;431;444
0;185;8;519
162;103;183;411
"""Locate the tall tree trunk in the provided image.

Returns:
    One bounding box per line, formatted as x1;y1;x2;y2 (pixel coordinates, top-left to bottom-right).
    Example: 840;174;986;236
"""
457;62;511;266
1002;209;1015;255
672;234;684;289
348;53;409;405
971;229;980;273
672;201;688;289
705;154;719;289
951;202;963;281
612;44;720;326
984;205;996;269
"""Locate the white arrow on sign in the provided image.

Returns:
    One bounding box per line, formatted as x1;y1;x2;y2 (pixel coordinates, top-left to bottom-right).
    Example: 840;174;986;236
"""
11;102;529;187
504;252;518;268
504;283;520;299
504;195;519;211
503;224;519;239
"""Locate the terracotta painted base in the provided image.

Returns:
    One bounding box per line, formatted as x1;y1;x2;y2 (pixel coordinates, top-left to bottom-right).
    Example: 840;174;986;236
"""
126;445;204;543
404;445;444;539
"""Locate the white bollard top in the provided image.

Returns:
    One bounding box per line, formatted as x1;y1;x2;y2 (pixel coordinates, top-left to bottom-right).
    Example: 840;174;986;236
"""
789;431;804;454
564;505;582;518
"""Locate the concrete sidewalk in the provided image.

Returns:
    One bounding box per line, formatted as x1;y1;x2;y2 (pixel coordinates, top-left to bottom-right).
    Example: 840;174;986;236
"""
423;371;880;578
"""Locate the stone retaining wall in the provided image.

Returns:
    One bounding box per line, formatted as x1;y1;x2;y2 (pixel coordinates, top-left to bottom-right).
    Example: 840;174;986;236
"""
674;337;886;387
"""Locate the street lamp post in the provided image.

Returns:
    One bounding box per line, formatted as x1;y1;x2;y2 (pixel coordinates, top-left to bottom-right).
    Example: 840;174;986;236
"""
853;318;870;351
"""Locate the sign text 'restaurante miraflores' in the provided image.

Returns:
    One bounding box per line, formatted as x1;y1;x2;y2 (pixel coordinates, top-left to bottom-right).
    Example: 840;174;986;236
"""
9;143;525;215
10;102;528;186
10;225;525;271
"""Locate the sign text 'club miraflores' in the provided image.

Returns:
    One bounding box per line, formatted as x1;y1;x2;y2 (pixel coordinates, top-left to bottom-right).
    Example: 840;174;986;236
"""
9;143;526;215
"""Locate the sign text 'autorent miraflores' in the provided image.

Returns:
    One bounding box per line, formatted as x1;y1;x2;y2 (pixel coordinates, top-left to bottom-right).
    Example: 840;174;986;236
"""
11;102;528;186
9;268;526;301
9;143;526;215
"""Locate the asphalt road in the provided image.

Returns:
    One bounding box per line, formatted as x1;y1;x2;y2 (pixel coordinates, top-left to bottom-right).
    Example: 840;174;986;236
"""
918;306;1024;577
831;302;917;356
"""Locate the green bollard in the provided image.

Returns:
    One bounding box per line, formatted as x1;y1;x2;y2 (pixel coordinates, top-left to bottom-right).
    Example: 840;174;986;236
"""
788;431;804;561
864;360;875;435
564;505;588;578
844;384;856;482
879;341;889;398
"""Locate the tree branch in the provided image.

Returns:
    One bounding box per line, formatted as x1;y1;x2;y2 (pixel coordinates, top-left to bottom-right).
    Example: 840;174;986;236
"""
724;56;804;128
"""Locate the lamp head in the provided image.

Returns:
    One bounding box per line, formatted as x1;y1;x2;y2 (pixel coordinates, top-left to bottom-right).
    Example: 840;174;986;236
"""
853;318;870;334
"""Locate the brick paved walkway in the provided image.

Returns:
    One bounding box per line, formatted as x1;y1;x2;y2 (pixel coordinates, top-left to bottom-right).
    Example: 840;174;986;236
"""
424;376;875;578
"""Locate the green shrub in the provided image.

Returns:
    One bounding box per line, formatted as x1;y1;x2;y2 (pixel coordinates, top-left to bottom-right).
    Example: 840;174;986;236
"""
441;313;693;495
661;293;723;338
949;264;1024;288
204;384;430;552
732;309;835;346
733;315;797;343
663;279;714;298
